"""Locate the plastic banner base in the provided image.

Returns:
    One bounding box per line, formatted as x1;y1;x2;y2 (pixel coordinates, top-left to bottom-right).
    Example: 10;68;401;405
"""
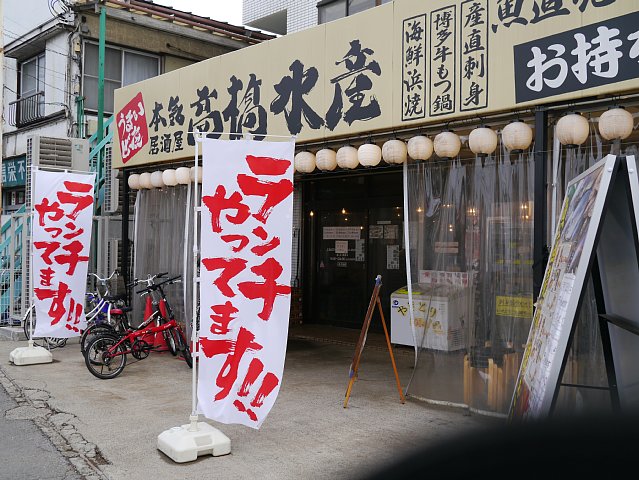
157;416;231;463
9;342;53;365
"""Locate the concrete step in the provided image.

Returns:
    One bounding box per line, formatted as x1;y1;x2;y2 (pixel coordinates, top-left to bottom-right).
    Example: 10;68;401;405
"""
0;326;26;341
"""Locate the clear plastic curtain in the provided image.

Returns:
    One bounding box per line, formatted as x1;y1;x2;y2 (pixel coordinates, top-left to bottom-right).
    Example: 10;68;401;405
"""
132;186;194;335
405;148;534;413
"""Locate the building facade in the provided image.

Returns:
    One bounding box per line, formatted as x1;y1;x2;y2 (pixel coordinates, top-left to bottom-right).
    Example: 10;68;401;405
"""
1;0;273;323
57;1;639;417
2;0;273;209
243;0;392;34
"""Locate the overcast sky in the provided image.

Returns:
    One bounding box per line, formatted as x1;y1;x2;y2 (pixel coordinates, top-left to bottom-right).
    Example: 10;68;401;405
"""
152;0;243;25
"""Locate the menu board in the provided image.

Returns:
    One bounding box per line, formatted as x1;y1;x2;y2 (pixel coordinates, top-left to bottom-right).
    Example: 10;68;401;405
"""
509;155;618;420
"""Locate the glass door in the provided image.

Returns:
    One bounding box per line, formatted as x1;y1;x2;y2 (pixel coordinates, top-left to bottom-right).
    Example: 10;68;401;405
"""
314;205;369;328
303;171;405;331
367;205;406;330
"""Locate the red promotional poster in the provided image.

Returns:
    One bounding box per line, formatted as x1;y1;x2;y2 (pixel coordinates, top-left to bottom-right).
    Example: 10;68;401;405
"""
117;92;148;163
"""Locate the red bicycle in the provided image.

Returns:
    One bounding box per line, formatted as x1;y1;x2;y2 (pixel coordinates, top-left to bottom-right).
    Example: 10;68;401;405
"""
83;274;192;379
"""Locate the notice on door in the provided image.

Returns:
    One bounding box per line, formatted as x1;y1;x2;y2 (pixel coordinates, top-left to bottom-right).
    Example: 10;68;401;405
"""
335;240;349;254
323;226;362;240
355;239;365;261
387;245;400;270
384;225;398;240
369;225;384;239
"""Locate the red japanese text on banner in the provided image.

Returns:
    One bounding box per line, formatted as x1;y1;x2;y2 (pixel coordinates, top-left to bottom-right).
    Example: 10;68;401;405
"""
32;169;95;338
198;138;294;429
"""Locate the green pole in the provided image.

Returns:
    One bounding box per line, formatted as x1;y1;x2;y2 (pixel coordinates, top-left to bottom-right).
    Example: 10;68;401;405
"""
96;3;106;215
93;3;106;275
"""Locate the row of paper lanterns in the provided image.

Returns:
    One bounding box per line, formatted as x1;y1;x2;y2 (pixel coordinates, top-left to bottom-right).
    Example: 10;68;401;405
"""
294;122;533;173
294;108;634;173
127;166;202;190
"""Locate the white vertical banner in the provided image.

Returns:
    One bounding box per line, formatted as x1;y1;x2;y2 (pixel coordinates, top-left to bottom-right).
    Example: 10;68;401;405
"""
199;138;294;429
32;169;96;338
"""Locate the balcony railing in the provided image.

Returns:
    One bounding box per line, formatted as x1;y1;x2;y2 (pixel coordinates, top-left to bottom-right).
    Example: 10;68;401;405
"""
8;91;45;127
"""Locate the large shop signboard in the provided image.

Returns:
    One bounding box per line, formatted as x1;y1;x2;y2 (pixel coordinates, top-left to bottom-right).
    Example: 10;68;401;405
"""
113;0;639;168
198;138;295;429
509;154;632;420
32;169;95;338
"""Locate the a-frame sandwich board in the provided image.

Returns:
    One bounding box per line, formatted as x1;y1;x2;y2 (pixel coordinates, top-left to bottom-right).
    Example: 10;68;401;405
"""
510;154;639;421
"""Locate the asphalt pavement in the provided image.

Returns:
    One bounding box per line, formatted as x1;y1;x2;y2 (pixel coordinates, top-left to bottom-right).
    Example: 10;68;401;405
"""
0;333;500;479
0;379;83;480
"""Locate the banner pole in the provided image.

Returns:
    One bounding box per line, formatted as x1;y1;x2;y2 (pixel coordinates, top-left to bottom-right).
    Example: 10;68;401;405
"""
191;137;199;418
9;167;53;364
157;133;231;463
402;160;418;367
29;167;35;342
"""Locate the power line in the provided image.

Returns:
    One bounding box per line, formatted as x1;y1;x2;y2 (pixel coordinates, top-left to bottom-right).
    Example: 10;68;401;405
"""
3;63;70;97
2;56;70;83
2;28;77;61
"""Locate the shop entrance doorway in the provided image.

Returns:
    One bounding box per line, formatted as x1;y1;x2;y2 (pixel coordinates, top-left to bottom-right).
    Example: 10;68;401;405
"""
302;172;406;332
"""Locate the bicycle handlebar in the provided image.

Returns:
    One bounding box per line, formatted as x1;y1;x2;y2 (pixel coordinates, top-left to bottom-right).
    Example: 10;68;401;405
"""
127;271;170;289
90;270;119;284
135;275;182;295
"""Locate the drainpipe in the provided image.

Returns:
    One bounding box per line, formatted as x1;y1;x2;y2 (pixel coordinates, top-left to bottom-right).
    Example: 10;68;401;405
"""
76;95;84;138
122;169;130;299
533;107;549;303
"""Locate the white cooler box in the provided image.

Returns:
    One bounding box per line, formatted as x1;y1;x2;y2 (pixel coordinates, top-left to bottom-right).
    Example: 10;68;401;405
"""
390;283;471;351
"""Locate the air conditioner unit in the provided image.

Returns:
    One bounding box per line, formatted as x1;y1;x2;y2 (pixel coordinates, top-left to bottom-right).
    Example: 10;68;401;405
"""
104;144;119;213
25;135;90;208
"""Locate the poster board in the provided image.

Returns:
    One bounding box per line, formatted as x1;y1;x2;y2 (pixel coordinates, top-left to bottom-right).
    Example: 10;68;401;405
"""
509;154;618;420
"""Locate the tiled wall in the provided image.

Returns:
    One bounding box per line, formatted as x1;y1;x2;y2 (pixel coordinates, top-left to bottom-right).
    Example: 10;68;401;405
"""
243;0;318;34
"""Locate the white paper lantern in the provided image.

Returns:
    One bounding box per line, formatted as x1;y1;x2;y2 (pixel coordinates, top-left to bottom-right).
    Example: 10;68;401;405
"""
598;107;634;141
294;151;316;173
434;131;461;158
316;148;337;171
556;113;589;146
469;127;498;155
139;172;153;189
358;143;382;167
127;173;140;190
407;135;433;161
502;121;533;152
336;146;359;169
150;171;165;188
175;167;191;185
382;139;407;164
190;166;203;183
162;169;177;187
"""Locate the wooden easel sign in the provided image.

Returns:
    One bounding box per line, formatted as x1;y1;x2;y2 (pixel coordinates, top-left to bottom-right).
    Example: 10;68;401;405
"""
510;155;639;421
344;275;405;408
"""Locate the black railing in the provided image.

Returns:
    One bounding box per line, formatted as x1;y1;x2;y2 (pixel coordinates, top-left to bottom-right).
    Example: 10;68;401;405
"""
8;91;45;127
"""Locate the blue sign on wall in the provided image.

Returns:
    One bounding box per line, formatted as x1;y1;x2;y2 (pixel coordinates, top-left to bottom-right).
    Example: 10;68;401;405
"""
2;156;26;188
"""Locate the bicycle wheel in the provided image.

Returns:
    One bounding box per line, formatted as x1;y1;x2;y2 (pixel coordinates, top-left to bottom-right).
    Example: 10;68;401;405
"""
23;308;67;349
175;328;193;369
80;323;117;355
84;334;127;379
162;327;178;356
